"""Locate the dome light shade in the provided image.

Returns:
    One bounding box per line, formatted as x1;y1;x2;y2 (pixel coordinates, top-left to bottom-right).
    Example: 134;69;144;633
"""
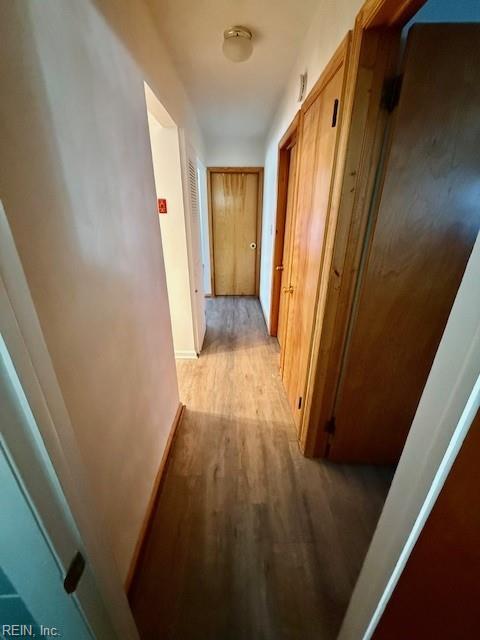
223;26;253;63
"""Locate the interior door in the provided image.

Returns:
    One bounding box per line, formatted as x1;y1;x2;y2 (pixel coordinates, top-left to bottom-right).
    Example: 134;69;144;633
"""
211;171;259;295
329;25;480;463
282;60;347;430
277;142;298;351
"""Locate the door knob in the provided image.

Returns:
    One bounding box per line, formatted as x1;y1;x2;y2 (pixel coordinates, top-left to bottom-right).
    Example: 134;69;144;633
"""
283;285;294;294
250;242;257;250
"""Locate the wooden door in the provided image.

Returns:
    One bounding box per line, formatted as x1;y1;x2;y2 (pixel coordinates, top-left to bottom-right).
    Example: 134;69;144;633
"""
277;142;298;350
282;57;347;429
374;407;480;639
330;25;480;463
210;171;259;295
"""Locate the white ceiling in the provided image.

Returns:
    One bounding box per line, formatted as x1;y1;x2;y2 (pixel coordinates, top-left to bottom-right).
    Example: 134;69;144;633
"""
147;0;320;146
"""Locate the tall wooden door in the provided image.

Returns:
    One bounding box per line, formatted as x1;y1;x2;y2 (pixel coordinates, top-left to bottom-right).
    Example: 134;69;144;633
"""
277;142;298;350
210;170;260;295
281;52;348;430
329;25;480;463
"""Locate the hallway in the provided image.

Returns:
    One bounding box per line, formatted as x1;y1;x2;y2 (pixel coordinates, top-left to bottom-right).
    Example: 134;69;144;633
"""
129;297;392;639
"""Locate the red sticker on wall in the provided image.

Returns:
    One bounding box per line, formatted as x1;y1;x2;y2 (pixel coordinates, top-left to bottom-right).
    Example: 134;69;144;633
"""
158;198;167;214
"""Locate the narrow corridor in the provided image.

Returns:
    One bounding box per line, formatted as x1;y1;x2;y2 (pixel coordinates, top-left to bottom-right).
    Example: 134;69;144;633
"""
129;297;392;639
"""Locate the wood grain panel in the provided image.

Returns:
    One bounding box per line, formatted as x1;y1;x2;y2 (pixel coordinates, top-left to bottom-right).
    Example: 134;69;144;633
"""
211;171;259;295
331;25;480;463
374;407;480;639
282;60;346;431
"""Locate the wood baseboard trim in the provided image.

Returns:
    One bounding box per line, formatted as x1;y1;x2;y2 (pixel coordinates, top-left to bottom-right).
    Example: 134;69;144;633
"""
125;402;185;597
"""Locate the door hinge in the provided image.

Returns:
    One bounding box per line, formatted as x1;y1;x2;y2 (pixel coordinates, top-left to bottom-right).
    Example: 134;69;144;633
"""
331;98;339;127
64;551;86;594
297;396;303;410
325;416;336;435
381;75;403;113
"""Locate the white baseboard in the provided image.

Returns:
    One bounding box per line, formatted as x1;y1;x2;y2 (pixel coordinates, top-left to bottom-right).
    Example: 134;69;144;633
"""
175;350;198;360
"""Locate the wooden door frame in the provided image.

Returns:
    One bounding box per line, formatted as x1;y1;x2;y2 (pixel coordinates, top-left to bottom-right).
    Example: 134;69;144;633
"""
298;0;427;456
207;167;264;297
269;113;300;337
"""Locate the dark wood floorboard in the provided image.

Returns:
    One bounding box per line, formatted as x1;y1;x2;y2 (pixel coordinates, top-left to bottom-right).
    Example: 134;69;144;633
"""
129;297;393;640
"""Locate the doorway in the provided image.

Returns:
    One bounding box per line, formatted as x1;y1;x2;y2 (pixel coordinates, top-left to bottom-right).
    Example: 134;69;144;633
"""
145;83;206;359
297;3;480;461
270;37;350;433
208;168;263;296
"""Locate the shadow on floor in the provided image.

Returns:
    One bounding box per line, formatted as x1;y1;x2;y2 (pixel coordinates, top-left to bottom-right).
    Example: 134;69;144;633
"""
130;409;393;640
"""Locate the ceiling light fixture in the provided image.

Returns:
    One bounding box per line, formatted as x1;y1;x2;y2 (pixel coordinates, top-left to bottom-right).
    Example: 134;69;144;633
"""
222;26;253;63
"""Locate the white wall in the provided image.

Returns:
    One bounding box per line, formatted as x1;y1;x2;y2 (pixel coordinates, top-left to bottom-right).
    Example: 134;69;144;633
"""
206;136;265;167
0;0;205;582
147;114;197;357
259;0;364;327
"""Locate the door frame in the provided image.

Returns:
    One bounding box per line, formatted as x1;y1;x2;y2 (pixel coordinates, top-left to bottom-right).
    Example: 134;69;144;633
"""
268;113;300;338
299;0;428;456
207;167;264;297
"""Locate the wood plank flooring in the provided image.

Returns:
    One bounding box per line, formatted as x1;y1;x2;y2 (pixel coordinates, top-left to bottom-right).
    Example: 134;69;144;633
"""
129;297;393;640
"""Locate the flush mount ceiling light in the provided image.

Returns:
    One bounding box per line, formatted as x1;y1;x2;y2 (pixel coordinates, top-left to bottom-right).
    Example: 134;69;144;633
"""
222;26;253;63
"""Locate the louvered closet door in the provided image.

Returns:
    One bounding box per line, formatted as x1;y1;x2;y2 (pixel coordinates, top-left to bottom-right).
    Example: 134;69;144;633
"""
281;61;347;431
187;157;206;351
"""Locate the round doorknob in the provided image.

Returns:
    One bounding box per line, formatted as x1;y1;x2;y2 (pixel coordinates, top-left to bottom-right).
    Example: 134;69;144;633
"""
250;242;257;250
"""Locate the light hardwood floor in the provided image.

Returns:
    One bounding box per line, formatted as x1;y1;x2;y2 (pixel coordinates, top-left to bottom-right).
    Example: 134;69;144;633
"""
130;297;393;640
